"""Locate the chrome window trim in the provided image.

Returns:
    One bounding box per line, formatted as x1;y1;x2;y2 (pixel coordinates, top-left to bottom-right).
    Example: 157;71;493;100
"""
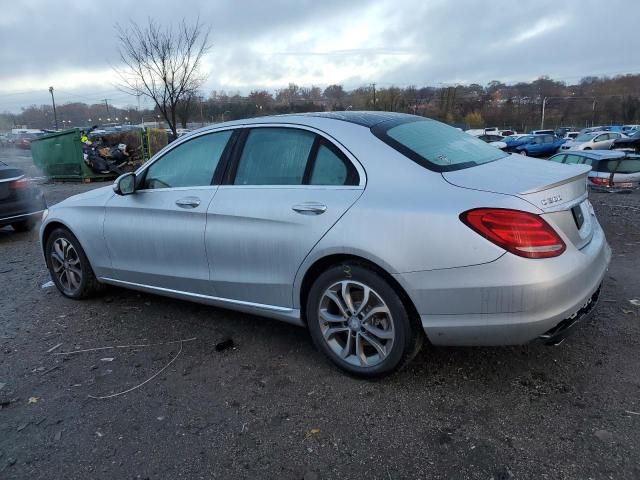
135;122;367;188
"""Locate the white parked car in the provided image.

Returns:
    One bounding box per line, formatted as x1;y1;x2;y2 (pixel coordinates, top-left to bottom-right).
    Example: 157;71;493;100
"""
561;131;624;151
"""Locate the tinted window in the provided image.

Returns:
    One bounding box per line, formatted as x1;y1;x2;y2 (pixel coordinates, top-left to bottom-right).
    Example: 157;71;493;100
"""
374;119;507;172
565;154;583;164
544;135;554;143
143;131;232;189
594;135;607;142
612;159;640;173
309;143;357;186
234;128;314;185
533;136;544;144
549;154;565;163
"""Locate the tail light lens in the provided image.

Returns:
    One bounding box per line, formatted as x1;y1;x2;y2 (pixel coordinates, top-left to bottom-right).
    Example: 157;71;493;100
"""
460;208;566;259
590;177;610;187
10;178;29;190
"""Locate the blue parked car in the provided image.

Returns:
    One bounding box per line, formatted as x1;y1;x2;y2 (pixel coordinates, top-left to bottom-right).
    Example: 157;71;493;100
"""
503;134;534;150
509;134;565;157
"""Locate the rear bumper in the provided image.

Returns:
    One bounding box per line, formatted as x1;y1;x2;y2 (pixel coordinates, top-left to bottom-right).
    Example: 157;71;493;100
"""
394;219;611;346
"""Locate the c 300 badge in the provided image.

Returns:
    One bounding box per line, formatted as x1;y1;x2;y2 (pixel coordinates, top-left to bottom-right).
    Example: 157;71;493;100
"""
541;195;562;206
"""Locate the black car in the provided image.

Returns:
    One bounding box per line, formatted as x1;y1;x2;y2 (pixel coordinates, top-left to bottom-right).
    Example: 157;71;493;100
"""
611;130;640;153
0;161;47;231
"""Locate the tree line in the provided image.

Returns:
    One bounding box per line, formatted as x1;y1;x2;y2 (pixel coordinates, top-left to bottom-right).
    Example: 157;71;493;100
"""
3;73;639;133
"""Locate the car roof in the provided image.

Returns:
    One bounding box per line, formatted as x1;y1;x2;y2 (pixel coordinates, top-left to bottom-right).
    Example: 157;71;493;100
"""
189;111;420;135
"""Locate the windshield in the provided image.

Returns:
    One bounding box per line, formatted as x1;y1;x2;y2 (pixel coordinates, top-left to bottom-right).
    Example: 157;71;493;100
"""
373;118;508;172
575;133;596;142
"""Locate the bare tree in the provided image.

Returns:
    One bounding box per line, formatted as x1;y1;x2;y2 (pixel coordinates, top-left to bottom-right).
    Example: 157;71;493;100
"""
115;18;211;136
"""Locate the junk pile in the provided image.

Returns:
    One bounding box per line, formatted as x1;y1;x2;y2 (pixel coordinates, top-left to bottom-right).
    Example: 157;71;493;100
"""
81;127;145;175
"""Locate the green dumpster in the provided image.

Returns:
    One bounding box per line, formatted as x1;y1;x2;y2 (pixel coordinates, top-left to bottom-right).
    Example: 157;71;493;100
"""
30;129;116;182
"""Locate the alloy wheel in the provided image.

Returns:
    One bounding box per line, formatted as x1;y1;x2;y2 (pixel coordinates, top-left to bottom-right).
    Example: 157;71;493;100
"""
50;237;83;295
317;280;395;367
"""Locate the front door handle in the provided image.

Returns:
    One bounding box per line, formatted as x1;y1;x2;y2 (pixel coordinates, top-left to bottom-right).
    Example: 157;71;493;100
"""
292;202;327;215
175;197;201;209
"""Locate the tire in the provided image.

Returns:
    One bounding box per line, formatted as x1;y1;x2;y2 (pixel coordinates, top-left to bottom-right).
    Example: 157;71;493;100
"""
584;147;592;150
519;150;528;156
12;219;35;232
45;227;102;299
306;263;423;378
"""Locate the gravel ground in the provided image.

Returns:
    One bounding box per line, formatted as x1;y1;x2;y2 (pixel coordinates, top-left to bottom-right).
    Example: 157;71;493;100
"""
1;147;639;479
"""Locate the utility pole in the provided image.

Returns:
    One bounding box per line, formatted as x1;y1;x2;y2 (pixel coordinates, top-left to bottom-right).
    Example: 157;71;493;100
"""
371;83;376;109
102;99;111;118
48;86;59;130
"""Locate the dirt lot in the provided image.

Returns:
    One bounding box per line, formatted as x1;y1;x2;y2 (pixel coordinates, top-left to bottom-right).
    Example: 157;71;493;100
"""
1;147;639;479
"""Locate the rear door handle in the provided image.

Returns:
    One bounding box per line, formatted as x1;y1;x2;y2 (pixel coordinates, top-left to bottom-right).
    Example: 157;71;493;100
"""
175;197;201;209
292;202;327;215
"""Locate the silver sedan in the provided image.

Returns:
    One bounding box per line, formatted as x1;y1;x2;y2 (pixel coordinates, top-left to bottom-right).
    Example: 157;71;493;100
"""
40;112;611;377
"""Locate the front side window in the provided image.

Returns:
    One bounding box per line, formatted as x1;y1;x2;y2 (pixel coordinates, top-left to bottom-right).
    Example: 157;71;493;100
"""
549;154;565;163
234;128;314;185
372;118;507;172
143;131;232;189
565;154;582;164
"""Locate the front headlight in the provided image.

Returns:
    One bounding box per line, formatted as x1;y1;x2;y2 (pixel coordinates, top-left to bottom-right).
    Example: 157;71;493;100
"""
41;209;49;221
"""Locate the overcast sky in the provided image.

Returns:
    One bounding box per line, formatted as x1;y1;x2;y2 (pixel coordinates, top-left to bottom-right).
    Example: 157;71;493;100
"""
1;0;639;112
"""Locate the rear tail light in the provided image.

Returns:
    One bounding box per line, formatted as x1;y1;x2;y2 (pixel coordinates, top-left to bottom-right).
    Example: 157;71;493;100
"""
590;177;610;187
460;208;566;259
10;178;29;190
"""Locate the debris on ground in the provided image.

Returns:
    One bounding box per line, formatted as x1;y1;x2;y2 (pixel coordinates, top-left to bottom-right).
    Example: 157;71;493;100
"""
215;338;234;352
304;428;321;440
46;343;63;353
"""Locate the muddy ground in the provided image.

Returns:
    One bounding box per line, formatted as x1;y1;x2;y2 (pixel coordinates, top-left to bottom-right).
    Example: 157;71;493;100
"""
1;147;639;479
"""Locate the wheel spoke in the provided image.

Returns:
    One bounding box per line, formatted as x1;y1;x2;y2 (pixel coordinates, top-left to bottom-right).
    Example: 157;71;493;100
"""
68;265;82;277
340;330;353;359
322;326;349;340
362;322;394;340
341;282;356;314
68;270;80;289
59;270;70;289
324;290;349;318
54;241;65;262
355;333;367;366
319;309;346;324
360;332;387;359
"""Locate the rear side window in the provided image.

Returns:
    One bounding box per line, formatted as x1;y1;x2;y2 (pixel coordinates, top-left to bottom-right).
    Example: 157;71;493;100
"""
372;119;507;172
309;142;358;186
612;159;640;173
234;128;314;185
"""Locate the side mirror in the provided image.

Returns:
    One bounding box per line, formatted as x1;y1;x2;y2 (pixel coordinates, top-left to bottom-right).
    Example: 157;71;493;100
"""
113;172;136;195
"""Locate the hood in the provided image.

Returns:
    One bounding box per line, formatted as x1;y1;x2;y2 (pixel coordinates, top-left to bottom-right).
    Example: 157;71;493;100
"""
442;155;591;212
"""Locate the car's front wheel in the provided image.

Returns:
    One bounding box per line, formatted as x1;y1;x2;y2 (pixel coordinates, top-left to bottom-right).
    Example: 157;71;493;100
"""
519;149;528;156
306;264;423;378
45;228;102;299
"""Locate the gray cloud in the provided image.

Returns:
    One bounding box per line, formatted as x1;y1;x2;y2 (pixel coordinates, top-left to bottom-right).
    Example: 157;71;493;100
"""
1;0;639;112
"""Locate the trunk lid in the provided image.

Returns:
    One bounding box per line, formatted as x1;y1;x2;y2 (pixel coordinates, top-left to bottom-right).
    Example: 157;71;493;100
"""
443;155;594;249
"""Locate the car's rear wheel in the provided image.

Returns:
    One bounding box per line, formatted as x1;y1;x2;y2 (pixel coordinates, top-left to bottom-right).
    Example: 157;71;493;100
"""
45;228;102;299
519;150;528;156
306;263;423;378
12;219;35;232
